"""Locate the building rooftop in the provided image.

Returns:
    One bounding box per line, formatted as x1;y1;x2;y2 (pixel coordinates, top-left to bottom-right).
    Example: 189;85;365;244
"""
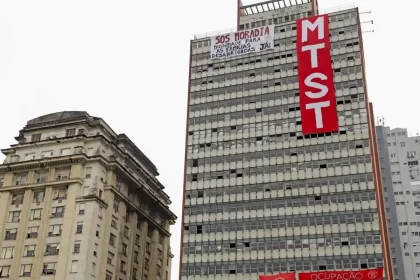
15;111;160;177
240;0;311;15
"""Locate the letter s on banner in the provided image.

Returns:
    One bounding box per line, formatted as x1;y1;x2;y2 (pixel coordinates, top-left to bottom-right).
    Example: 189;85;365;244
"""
297;15;339;135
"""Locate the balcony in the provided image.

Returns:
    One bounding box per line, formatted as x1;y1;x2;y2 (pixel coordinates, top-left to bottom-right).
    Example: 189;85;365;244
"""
5;234;17;241
41;269;56;275
27;232;38;239
44;249;59;256
11;198;23;206
36;176;48;183
25;251;35;257
56;175;69;181
48;230;62;237
51;212;64;218
53;194;67;201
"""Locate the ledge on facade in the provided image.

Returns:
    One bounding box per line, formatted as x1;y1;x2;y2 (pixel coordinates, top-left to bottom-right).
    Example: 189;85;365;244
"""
108;160;176;218
107;184;172;237
76;194;108;207
0;177;84;192
116;134;159;177
0;154;87;173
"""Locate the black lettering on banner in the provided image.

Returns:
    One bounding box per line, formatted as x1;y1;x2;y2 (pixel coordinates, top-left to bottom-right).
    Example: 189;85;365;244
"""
260;42;271;51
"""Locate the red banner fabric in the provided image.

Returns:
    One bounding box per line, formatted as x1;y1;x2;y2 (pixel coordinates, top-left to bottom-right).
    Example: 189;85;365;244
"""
298;268;384;280
296;14;339;135
260;272;296;280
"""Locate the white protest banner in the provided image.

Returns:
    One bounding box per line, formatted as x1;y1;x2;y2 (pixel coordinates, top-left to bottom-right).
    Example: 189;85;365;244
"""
210;25;275;59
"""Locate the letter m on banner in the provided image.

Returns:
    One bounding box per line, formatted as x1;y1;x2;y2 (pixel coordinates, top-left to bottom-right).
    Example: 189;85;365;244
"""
296;15;339;135
260;272;296;280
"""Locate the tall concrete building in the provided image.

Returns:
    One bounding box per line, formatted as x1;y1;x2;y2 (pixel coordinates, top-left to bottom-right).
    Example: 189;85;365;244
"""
180;0;392;279
0;111;176;280
377;126;420;280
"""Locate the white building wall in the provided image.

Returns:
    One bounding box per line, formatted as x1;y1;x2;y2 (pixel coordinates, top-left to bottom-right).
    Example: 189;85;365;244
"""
378;126;420;280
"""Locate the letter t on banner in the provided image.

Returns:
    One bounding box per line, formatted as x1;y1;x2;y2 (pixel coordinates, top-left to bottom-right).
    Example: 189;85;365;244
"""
296;15;339;135
260;272;296;280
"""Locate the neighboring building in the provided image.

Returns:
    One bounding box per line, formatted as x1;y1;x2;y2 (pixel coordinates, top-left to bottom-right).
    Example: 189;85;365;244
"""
0;111;176;280
377;126;420;280
180;0;392;280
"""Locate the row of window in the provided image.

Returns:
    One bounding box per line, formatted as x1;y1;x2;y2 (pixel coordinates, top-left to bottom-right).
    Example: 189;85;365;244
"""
186;174;374;198
187;162;372;184
189;154;372;172
8;206;66;223
190;102;365;125
28;128;83;143
183;233;381;255
192;33;360;62
181;256;383;276
193;14;358;61
191;67;361;100
20;148;74;162
189;93;363;114
184;210;377;234
190;78;363;101
193;35;359;71
10;188;67;205
187;141;369;167
189;112;366;134
192;50;360;77
191;60;361;86
187;129;369;157
0;263;64;278
184;191;376;216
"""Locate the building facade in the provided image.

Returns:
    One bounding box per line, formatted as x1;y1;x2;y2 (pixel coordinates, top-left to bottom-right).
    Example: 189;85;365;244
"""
377;126;420;280
0;111;176;280
180;0;392;279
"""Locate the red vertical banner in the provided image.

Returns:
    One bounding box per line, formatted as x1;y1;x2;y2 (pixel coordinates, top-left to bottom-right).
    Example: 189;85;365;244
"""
260;272;296;280
296;15;339;135
298;268;384;280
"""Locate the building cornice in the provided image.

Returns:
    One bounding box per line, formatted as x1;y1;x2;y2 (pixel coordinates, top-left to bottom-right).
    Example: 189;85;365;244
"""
0;152;177;221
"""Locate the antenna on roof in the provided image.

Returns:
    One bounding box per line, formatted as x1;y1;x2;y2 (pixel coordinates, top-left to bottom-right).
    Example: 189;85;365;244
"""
359;11;372;14
361;20;374;25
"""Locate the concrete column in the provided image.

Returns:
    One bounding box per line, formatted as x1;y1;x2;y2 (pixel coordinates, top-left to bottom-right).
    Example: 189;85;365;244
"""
126;211;137;280
98;190;115;280
27;171;36;184
3;173;14;187
148;228;160;279
48;167;56;182
138;220;148;278
107;169;117;187
28;186;53;277
70;164;83;179
55;183;79;279
9;188;33;278
161;234;170;280
0;192;11;239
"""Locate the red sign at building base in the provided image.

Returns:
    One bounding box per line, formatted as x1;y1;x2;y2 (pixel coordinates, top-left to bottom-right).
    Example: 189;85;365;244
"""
298;268;383;280
260;273;296;280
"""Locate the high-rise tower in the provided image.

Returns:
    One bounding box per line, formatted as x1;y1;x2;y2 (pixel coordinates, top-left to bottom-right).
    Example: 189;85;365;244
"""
180;1;392;279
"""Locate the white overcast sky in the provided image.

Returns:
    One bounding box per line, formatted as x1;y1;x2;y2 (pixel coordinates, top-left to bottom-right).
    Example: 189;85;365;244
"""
0;0;418;278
